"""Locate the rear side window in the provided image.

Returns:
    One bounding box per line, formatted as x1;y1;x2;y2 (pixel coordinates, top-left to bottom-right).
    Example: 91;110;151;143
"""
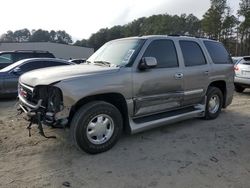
13;53;35;62
204;41;232;64
143;40;178;68
180;41;206;66
20;61;45;72
0;53;13;64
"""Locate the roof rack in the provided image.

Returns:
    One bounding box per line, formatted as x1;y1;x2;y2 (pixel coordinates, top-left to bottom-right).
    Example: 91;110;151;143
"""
14;50;50;53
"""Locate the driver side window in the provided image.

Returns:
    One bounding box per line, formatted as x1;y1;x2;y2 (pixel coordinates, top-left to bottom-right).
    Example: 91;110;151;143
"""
143;40;179;68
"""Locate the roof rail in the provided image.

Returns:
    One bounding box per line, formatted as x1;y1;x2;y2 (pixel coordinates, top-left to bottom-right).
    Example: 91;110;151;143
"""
14;50;50;53
168;34;181;37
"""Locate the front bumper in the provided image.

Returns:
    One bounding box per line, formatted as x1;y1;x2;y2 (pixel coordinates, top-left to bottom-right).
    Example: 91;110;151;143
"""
19;94;43;111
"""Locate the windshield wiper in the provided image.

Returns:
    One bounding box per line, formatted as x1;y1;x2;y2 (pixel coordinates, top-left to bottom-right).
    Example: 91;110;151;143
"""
86;60;92;64
93;61;118;67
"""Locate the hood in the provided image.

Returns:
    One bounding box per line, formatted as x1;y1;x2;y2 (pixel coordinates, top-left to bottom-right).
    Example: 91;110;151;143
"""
20;64;120;87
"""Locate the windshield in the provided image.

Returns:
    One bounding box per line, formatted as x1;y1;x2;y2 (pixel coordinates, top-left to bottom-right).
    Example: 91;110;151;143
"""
87;39;145;67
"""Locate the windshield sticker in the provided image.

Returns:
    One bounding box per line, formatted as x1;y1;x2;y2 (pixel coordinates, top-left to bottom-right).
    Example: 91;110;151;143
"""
122;49;135;64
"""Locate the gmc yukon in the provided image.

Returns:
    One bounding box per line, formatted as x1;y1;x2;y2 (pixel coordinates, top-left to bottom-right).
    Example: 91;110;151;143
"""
18;36;234;154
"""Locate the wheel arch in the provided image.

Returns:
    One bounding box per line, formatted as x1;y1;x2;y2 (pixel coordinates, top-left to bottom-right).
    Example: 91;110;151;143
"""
68;93;130;133
208;80;227;108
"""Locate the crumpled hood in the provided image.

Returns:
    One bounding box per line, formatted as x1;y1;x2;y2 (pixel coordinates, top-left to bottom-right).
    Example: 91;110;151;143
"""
20;64;120;87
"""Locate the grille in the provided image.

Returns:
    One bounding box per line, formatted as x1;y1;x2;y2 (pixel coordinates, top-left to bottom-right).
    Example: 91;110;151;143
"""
19;84;34;102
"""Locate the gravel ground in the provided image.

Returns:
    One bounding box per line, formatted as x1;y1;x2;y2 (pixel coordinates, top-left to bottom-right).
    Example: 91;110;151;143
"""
0;91;250;188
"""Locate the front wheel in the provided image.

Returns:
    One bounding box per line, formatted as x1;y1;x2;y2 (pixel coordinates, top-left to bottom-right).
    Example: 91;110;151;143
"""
70;101;123;154
204;87;223;120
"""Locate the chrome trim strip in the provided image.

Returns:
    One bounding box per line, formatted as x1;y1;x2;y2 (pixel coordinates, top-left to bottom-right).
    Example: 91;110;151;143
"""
19;94;42;110
184;89;203;96
19;104;28;113
19;82;34;92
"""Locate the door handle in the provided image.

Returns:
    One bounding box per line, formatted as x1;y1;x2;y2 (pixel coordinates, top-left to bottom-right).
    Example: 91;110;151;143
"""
175;73;183;79
204;71;209;75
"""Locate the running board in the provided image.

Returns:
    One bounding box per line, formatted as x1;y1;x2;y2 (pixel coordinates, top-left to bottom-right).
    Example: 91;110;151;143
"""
129;105;205;134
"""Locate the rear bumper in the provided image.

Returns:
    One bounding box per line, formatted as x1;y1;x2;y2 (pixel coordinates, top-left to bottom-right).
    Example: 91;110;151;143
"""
234;76;250;87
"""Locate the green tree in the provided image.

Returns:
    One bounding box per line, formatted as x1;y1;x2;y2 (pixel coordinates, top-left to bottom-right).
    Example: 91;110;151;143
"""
13;28;31;42
0;30;15;42
74;39;89;47
238;0;250;55
54;30;73;44
29;29;51;42
202;0;228;40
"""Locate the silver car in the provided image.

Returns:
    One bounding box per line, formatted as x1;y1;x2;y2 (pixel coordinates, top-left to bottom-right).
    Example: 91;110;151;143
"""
234;56;250;92
18;36;234;154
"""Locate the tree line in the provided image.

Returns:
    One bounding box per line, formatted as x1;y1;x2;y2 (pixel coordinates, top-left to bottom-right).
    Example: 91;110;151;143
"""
0;0;249;56
0;29;72;44
75;0;249;56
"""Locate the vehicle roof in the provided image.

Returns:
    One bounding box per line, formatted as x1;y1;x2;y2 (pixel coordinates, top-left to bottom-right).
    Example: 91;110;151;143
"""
112;35;217;42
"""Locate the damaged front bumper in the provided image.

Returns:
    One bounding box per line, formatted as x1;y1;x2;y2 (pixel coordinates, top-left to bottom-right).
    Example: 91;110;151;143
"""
18;83;70;127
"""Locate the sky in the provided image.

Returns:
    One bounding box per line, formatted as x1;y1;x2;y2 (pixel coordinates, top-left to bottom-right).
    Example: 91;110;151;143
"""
1;0;240;41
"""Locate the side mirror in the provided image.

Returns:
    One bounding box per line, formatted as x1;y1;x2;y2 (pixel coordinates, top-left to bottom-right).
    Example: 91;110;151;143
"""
138;57;157;70
12;67;21;75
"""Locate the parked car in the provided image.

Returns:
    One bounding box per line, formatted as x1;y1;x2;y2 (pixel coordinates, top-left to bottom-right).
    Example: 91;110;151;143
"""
18;35;234;154
68;58;86;64
0;58;74;97
0;50;55;69
234;56;250;92
232;56;243;64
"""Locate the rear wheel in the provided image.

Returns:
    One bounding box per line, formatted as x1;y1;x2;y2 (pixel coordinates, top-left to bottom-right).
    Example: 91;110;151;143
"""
70;101;123;154
204;87;223;120
234;84;245;93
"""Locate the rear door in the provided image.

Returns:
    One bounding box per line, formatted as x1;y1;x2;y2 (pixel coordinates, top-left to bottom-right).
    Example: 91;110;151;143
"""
179;40;210;106
132;39;184;117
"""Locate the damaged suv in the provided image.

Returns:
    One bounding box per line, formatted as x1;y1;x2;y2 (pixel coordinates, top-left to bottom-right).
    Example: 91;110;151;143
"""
18;36;234;154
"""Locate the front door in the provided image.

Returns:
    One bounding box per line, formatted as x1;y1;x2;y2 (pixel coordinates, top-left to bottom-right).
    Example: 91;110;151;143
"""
132;39;184;117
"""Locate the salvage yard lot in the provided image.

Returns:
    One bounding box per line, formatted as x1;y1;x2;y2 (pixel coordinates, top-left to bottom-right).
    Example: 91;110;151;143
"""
0;91;250;188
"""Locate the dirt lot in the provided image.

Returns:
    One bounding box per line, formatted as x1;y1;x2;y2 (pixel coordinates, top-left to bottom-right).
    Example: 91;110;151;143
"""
0;91;250;188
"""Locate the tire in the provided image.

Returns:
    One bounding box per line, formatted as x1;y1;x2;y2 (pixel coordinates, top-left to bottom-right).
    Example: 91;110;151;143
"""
70;101;123;154
234;84;245;93
204;87;223;120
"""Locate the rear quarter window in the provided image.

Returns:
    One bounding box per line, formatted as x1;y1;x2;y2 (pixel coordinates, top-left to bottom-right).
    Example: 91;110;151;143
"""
179;41;206;67
13;53;35;62
204;41;232;64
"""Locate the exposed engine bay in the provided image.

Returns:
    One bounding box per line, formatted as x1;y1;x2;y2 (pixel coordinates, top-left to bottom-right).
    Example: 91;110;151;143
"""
32;85;63;114
18;84;67;138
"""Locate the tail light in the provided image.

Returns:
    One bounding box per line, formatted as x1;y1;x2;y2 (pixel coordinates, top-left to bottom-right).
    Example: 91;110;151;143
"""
234;65;239;71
